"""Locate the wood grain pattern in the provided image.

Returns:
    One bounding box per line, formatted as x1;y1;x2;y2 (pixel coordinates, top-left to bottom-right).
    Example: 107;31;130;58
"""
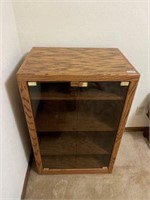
17;81;43;173
108;81;139;172
17;47;140;82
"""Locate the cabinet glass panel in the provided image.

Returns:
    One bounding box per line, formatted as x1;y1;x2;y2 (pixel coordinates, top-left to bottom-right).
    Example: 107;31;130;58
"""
28;81;129;169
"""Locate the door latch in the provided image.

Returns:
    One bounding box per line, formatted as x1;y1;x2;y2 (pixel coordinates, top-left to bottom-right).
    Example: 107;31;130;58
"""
70;82;88;87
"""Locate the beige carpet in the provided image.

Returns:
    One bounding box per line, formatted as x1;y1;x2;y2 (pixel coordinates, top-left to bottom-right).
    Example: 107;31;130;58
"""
24;132;150;200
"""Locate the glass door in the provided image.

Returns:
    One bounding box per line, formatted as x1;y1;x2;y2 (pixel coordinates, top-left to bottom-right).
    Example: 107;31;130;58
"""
28;81;129;169
28;82;78;169
76;82;128;168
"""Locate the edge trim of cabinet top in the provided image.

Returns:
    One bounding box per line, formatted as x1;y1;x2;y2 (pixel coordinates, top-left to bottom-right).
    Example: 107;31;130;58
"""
17;47;140;81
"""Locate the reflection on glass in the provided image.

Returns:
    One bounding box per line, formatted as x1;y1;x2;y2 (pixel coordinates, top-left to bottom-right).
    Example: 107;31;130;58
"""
28;82;128;169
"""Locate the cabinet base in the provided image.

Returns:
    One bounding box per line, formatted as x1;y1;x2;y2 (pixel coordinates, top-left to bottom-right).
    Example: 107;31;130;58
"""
38;167;110;174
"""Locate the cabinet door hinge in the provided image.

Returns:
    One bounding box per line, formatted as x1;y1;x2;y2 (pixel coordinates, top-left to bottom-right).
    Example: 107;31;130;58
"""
120;81;129;86
28;82;37;86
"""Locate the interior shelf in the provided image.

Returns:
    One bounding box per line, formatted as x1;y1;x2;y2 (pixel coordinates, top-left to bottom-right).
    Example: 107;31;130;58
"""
29;82;124;101
39;132;114;156
35;101;120;132
42;154;110;169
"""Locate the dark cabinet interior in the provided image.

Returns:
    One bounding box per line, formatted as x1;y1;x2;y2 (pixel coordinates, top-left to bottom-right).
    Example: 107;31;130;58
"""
28;81;128;170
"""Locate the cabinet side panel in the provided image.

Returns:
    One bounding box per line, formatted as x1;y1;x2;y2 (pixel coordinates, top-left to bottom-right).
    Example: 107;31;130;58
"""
17;80;43;173
108;81;138;172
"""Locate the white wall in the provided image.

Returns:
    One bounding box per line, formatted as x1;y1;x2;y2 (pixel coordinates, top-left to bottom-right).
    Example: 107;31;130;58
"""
1;1;31;199
12;1;149;127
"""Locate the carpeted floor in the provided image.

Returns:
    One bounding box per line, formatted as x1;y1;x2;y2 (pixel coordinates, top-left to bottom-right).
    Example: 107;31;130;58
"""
24;132;150;200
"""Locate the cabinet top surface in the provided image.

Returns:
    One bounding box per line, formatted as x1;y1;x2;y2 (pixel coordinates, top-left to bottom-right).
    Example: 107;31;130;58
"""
17;47;140;81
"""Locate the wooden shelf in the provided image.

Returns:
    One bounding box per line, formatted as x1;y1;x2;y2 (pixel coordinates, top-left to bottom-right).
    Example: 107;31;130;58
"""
39;132;114;156
29;83;123;101
42;154;110;169
35;103;117;132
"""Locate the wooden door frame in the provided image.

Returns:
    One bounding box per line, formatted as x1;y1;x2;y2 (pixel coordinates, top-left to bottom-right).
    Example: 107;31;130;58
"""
18;80;43;174
108;80;139;172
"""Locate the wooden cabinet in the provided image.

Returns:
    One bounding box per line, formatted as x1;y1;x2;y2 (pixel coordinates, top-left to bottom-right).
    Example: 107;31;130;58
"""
17;47;140;174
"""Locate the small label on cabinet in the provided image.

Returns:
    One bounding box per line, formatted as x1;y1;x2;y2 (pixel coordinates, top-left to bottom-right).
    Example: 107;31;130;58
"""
120;82;129;86
28;82;37;86
127;70;136;73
